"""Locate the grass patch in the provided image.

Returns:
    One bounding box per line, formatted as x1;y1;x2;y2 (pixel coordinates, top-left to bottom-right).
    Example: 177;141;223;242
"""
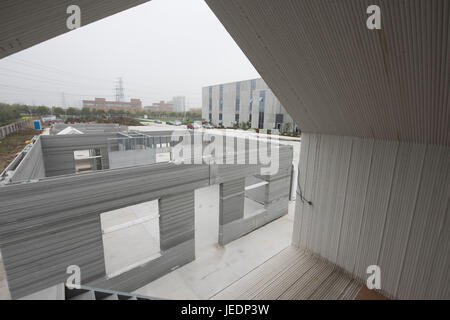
0;128;41;172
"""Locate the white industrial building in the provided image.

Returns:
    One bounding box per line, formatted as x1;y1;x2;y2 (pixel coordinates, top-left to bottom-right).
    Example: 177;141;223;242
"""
202;78;296;131
171;96;186;113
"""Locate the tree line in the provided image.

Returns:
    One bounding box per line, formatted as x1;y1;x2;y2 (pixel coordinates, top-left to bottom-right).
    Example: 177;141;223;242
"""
0;103;51;126
0;102;202;126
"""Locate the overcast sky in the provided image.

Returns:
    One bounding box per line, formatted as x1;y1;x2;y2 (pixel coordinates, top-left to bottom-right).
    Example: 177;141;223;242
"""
0;0;259;109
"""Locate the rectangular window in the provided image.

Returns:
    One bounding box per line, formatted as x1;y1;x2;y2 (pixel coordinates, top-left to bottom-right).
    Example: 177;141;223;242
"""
258;91;265;129
236;82;241;112
74;149;102;173
275;113;284;130
235;114;240;124
100;200;161;278
219;113;223;121
249;80;256;123
208;87;212;112
219;85;223;112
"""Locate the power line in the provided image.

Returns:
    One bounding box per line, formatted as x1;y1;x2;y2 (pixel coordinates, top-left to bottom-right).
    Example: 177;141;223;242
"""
3;56;202;96
0;67;113;91
115;77;125;102
0;57;204;107
0;83;115;97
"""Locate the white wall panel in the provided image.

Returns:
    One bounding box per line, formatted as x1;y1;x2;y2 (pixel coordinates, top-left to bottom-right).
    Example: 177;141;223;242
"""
396;145;450;299
293;134;450;299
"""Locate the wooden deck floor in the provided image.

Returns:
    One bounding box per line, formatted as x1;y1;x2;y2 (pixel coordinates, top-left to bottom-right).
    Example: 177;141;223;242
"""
210;245;362;300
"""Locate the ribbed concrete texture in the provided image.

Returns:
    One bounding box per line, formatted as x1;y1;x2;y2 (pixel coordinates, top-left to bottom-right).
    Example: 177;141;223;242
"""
8;137;46;183
218;146;293;245
0;132;294;298
206;0;450;300
0;163;209;298
211;245;361;300
206;0;450;146
40;134;117;176
293;134;450;299
0;0;151;59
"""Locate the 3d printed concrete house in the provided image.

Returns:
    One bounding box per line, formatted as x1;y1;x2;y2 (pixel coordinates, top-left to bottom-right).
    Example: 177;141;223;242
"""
1;0;449;300
0;126;293;298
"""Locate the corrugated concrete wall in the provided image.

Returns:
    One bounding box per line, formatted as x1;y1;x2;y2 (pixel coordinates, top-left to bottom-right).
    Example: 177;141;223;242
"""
0;0;151;59
293;133;450;299
0;137;294;298
90;191;196;293
40;134;116;176
0;163;209;298
109;149;157;169
205;0;450;147
219;146;293;245
9;137;46;183
159;192;195;251
205;0;450;300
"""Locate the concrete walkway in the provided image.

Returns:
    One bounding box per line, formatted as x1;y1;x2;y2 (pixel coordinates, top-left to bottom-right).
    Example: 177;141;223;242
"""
211;246;362;300
133;184;295;299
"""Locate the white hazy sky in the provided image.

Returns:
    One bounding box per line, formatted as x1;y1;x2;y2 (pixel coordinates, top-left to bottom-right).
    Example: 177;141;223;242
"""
0;0;259;109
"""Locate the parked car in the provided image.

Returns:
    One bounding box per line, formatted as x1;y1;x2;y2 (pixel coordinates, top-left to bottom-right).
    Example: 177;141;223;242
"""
173;120;182;126
187;123;201;129
166;121;174;125
203;123;214;129
154;120;162;124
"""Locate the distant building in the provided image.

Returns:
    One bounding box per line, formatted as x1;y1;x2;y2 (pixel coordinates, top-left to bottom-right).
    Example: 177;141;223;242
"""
82;98;142;113
202;78;297;131
144;101;174;112
171;96;186;113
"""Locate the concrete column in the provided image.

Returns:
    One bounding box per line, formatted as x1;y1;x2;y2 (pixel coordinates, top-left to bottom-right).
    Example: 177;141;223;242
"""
219;178;245;225
252;170;292;216
159;191;195;251
218;178;245;245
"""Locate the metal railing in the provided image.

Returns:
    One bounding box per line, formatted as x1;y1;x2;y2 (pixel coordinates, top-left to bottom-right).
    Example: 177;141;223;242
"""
107;132;206;153
107;134;175;152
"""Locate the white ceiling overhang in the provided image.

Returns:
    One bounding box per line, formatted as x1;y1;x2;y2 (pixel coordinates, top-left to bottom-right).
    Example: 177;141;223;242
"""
206;0;450;146
0;0;150;59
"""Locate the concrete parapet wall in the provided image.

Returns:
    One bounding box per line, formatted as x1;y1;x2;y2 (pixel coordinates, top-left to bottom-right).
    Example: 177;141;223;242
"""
6;136;46;183
40;134;116;176
109;149;157;169
0;163;209;298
